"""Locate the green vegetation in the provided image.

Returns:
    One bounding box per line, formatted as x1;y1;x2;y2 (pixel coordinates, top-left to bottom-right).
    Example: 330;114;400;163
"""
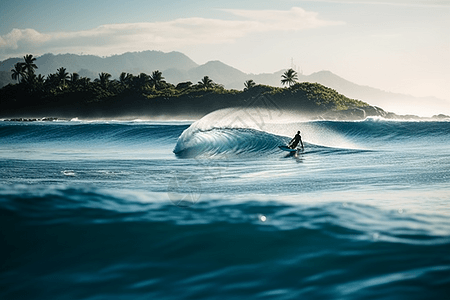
0;54;370;119
281;68;298;87
244;79;256;91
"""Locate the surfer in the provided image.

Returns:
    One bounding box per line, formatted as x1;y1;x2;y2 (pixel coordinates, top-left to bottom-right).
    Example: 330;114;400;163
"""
289;131;304;150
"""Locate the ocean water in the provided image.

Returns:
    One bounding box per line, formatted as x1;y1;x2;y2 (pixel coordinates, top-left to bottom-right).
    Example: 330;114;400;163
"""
1;108;450;299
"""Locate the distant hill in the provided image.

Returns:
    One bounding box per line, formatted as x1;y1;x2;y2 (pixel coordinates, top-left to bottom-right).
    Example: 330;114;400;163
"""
0;51;198;79
163;60;249;87
0;71;15;87
304;71;450;116
1;50;448;116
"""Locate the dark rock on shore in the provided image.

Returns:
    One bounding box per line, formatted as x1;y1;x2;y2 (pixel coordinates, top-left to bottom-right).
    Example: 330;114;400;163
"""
3;117;59;122
432;114;450;120
317;106;450;121
317;105;388;120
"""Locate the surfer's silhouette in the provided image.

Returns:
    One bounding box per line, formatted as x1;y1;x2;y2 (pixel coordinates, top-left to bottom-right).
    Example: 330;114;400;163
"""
289;131;304;150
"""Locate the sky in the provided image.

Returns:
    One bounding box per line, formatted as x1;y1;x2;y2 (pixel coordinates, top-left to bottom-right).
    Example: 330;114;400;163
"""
0;0;449;105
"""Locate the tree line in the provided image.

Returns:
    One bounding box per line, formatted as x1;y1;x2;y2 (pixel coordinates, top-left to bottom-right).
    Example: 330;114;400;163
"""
8;54;230;98
8;54;301;95
1;54;366;118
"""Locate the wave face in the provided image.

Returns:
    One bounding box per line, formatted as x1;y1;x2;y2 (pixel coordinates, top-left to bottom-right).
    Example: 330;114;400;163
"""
1;185;450;300
173;127;288;158
173;109;450;158
173;109;288;158
305;118;450;142
0;121;186;144
0;121;188;160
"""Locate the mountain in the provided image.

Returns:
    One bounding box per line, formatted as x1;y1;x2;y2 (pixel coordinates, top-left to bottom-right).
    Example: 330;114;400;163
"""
0;51;198;78
304;71;450;116
0;71;15;87
189;61;248;86
163;60;249;87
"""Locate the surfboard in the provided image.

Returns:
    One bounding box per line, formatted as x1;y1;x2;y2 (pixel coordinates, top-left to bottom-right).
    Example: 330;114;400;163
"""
279;145;298;152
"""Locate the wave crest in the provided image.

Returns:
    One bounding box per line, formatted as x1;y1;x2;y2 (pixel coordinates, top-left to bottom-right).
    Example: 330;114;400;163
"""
173;126;287;158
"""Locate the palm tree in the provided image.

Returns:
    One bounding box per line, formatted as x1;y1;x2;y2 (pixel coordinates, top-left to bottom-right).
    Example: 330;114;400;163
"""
127;73;149;92
44;73;59;92
36;74;45;84
281;68;298;87
22;54;38;80
78;77;91;89
68;73;80;90
198;76;214;89
244;79;256;91
150;70;165;89
119;72;127;83
22;72;36;87
96;72;112;89
11;63;24;83
35;74;46;92
70;72;80;83
119;72;133;87
56;67;70;87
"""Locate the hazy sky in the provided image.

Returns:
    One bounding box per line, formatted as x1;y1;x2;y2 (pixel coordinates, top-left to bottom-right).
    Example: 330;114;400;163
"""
1;0;449;101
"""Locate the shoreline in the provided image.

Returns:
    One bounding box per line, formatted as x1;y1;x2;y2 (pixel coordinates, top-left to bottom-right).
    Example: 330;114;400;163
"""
2;111;449;123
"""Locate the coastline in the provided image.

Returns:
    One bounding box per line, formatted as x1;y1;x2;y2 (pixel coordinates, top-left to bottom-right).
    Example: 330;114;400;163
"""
2;111;449;123
1;80;448;122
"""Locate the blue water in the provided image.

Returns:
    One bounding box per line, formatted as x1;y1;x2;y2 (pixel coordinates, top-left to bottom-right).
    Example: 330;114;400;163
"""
1;109;450;299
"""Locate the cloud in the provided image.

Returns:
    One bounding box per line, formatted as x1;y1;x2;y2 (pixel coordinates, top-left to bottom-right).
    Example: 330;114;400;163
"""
0;28;51;50
223;7;344;30
0;7;342;59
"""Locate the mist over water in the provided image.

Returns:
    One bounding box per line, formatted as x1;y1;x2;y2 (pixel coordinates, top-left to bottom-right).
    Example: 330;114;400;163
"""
1;111;450;299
